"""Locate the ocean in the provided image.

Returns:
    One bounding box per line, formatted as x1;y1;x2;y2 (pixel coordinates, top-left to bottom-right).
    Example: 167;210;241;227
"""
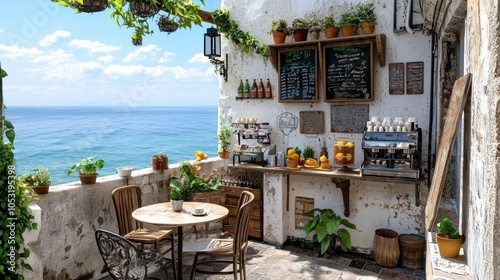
6;106;218;185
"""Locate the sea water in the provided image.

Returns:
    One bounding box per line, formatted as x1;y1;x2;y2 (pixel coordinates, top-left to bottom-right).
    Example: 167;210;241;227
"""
7;106;218;184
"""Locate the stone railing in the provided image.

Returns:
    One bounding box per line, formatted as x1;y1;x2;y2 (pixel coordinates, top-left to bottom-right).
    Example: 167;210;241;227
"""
21;159;225;280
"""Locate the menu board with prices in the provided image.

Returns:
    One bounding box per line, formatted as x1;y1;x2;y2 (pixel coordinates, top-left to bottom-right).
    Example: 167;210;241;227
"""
278;47;318;102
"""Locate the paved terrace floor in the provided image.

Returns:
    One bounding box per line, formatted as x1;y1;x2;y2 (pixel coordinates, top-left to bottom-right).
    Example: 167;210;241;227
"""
102;239;426;280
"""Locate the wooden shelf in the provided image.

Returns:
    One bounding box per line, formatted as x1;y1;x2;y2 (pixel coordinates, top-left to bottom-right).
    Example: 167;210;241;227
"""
267;33;386;69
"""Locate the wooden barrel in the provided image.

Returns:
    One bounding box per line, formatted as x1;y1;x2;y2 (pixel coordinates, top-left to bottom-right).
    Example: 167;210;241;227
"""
373;228;400;267
399;234;425;269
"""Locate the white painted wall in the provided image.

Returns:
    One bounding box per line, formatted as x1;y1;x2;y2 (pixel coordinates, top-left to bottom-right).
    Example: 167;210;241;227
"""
221;0;431;249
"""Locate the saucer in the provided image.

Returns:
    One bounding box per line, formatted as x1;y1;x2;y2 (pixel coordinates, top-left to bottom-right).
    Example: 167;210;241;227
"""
192;210;207;216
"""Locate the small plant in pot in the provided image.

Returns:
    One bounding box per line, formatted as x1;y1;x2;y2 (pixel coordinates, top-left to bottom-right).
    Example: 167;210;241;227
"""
169;186;184;212
338;10;360;37
268;19;291;44
436;217;465;258
307;17;323;40
322;14;340;38
215;123;232;159
292;18;309;42
158;151;168;169
305;208;357;256
67;157;105;185
355;3;377;34
19;168;51;195
157;14;179;34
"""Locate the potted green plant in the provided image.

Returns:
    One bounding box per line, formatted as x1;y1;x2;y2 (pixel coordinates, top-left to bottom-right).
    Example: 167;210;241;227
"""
356;3;377;34
338;10;360;37
169;186;184;212
215;124;232;159
70;0;108;13
322;14;340;38
307;17;323;40
157;14;178;34
268;19;291;44
158;151;168;169
128;0;161;18
67;157;105;184
305;208;356;255
19;168;52;195
436;217;465;258
169;161;222;201
292;18;309;42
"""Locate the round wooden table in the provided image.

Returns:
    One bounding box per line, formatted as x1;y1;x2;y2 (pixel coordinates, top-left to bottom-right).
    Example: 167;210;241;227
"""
132;202;229;280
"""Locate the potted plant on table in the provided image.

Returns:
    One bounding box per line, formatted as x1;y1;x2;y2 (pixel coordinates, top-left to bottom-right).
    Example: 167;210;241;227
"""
305;208;356;256
322;14;340;38
19;168;52;195
356;3;377;34
338;10;359;37
67;157;105;185
170;161;223;202
268;19;291;44
292;18;309;42
169;185;184;212
436;217;465;258
215;124;232;159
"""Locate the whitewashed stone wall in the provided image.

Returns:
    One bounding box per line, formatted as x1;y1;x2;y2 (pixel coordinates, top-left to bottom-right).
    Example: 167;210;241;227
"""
221;0;431;249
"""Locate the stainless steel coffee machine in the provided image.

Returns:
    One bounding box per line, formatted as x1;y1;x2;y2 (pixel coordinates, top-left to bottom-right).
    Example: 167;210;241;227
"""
361;128;422;179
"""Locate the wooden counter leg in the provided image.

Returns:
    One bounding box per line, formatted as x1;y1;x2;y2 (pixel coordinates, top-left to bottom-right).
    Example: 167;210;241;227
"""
331;178;350;217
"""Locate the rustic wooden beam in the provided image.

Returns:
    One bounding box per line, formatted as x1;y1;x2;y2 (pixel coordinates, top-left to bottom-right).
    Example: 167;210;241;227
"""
199;9;214;24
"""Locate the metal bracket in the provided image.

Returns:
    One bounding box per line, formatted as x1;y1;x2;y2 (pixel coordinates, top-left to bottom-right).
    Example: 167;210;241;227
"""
331;178;350;217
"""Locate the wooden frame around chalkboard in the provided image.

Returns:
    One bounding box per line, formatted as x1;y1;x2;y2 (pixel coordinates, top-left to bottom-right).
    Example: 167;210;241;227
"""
278;46;319;103
323;41;374;102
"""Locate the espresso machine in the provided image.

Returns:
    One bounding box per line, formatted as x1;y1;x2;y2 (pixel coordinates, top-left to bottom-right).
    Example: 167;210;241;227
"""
361;128;422;179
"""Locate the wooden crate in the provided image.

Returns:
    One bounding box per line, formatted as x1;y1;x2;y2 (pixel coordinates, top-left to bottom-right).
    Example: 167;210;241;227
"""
220;185;263;239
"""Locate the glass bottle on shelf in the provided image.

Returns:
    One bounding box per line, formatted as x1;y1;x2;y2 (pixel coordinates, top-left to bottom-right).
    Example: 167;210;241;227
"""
265;78;272;98
251;79;258;99
258;79;265;98
243;79;251;99
237;79;243;99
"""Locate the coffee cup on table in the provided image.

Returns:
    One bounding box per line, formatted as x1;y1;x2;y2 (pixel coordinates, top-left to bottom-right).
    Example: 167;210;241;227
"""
194;207;204;214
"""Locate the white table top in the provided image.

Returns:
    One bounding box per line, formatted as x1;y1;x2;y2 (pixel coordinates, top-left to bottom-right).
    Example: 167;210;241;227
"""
132;202;229;227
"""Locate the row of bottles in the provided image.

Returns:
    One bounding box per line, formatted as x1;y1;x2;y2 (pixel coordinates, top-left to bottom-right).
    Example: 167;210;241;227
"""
237;78;272;99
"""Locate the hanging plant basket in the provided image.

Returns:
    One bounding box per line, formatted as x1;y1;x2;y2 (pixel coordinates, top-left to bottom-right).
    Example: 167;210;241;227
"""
72;0;108;13
157;15;179;33
128;0;160;18
132;37;142;46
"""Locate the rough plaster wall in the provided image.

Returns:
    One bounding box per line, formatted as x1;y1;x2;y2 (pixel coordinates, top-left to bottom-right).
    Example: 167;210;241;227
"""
221;0;431;248
464;1;500;279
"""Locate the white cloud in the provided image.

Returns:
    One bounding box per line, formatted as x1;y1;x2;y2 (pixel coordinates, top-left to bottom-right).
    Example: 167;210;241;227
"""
0;29;4;33
158;51;176;63
32;49;75;64
39;30;71;47
97;55;115;63
68;39;120;53
0;44;42;59
122;45;161;62
103;64;216;80
188;53;210;64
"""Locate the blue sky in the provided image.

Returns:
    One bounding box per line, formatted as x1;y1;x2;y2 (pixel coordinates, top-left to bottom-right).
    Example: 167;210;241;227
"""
0;0;221;107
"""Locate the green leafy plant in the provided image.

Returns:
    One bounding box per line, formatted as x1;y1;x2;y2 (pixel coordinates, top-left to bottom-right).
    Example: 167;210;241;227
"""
1;68;37;277
292;18;309;30
356;3;377;23
294;146;302;157
303;146;315;158
338;10;360;27
305;208;356;255
169;161;221;199
268;19;291;35
67;157;105;176
308;17;323;32
170;186;183;200
212;8;268;60
322;14;337;28
215;123;232;153
437;217;460;239
19;168;51;186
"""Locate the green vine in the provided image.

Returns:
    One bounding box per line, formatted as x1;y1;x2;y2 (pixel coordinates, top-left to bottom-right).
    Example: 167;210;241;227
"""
0;69;37;278
212;8;268;60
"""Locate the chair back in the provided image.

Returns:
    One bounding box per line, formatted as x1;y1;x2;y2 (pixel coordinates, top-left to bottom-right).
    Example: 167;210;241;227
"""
112;185;143;236
95;229;146;279
233;190;255;255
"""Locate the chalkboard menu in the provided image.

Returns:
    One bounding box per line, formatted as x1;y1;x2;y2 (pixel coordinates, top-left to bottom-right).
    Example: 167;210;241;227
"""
323;41;373;102
406;61;424;94
278;47;318;102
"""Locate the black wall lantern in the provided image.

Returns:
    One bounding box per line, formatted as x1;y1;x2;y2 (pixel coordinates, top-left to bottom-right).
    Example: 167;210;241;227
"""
204;26;228;82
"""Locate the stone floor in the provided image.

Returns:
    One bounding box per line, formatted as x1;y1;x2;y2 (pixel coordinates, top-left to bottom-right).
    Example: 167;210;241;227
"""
102;238;426;280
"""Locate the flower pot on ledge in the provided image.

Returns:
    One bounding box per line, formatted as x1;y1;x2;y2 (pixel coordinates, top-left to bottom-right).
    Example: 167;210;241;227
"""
79;174;98;184
272;32;287;44
436;233;465;258
32;183;51;194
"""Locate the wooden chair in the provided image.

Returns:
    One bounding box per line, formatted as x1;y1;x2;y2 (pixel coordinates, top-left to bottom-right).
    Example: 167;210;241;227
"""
95;229;169;280
184;190;255;280
112;185;176;279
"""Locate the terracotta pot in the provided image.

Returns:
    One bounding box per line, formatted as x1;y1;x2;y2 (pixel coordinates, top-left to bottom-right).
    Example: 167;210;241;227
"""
272;32;287;44
436;233;465;258
324;27;340;38
171;200;183;212
373;228;400;267
152;155;162;170
287;159;299;168
79;174;98;185
360;21;376;35
340;25;358;37
218;151;230;159
293;29;308;42
32;183;51;194
160;155;169;169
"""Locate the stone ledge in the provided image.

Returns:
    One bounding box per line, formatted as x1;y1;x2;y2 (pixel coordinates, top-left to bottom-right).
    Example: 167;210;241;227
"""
426;231;472;279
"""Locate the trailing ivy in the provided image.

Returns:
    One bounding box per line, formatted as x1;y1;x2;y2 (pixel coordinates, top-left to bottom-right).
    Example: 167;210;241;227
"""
212;8;268;60
0;69;37;278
